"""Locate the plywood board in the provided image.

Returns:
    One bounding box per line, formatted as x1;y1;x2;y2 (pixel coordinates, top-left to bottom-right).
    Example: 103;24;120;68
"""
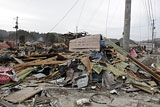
4;87;41;103
69;35;100;52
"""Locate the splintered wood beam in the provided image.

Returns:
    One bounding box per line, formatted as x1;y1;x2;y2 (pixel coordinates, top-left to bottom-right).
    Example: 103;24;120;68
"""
13;56;58;69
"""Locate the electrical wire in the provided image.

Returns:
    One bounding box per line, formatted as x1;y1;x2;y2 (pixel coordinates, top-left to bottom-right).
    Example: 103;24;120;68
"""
109;0;122;26
76;0;87;28
143;0;151;42
139;1;142;44
154;0;156;21
149;0;154;19
144;0;151;22
147;0;155;48
49;0;80;32
85;0;105;29
147;0;152;21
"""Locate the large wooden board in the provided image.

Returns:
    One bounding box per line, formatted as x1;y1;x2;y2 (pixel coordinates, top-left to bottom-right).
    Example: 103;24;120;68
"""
69;35;101;52
4;87;41;103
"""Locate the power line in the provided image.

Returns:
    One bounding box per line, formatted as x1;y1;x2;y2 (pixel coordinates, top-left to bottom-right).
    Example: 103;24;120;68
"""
76;0;86;28
85;0;105;29
49;0;80;32
143;0;152;43
145;0;152;21
149;0;154;19
154;0;156;21
147;0;155;26
139;1;142;43
109;0;122;26
147;0;152;20
144;0;150;21
146;0;155;51
143;1;152;34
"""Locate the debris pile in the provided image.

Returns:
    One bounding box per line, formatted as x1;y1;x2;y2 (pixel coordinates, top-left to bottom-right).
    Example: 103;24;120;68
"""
0;35;160;106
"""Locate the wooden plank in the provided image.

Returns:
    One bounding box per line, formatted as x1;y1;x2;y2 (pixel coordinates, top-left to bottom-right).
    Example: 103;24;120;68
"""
13;59;42;69
16;67;33;76
23;57;46;61
13;57;24;64
0;100;16;107
13;56;58;69
81;57;92;73
4;87;41;103
15;61;66;68
70;41;99;48
133;84;154;94
24;61;66;66
45;71;59;80
69;48;99;52
36;56;58;63
69;35;100;52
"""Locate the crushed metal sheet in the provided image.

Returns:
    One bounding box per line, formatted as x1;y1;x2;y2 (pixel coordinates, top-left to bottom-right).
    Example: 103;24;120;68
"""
106;63;127;77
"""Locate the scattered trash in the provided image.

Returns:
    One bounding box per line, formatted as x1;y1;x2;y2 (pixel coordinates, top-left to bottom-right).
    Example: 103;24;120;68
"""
76;98;90;106
4;87;42;103
0;68;18;84
73;74;89;88
130;48;137;57
150;97;160;104
110;89;118;95
33;73;46;79
0;35;160;106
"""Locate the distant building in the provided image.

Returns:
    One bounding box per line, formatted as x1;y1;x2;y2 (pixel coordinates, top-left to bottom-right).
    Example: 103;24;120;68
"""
109;38;137;48
137;38;160;51
139;42;155;50
119;38;137;47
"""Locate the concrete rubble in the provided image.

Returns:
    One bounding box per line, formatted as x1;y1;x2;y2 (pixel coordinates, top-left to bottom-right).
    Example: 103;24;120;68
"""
0;34;160;107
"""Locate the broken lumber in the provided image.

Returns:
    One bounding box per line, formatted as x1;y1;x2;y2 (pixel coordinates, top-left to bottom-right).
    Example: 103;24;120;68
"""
13;57;24;64
81;57;92;74
104;38;160;82
13;56;58;69
16;67;33;76
4;87;42;103
13;59;42;69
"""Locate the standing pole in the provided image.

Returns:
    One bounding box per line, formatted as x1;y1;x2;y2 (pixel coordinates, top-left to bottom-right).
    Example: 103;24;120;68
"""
123;0;132;52
14;16;19;46
76;26;78;33
76;26;78;38
152;19;155;51
16;27;17;46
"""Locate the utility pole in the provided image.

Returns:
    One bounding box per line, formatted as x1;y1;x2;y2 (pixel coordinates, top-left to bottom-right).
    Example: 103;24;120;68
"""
14;16;18;46
76;26;78;38
152;19;155;51
123;0;132;52
76;26;78;33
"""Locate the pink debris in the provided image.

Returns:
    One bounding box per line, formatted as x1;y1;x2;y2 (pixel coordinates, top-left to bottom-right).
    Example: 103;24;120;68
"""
130;49;137;57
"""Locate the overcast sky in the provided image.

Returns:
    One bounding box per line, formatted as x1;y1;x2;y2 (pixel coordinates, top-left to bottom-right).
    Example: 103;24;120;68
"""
0;0;159;41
